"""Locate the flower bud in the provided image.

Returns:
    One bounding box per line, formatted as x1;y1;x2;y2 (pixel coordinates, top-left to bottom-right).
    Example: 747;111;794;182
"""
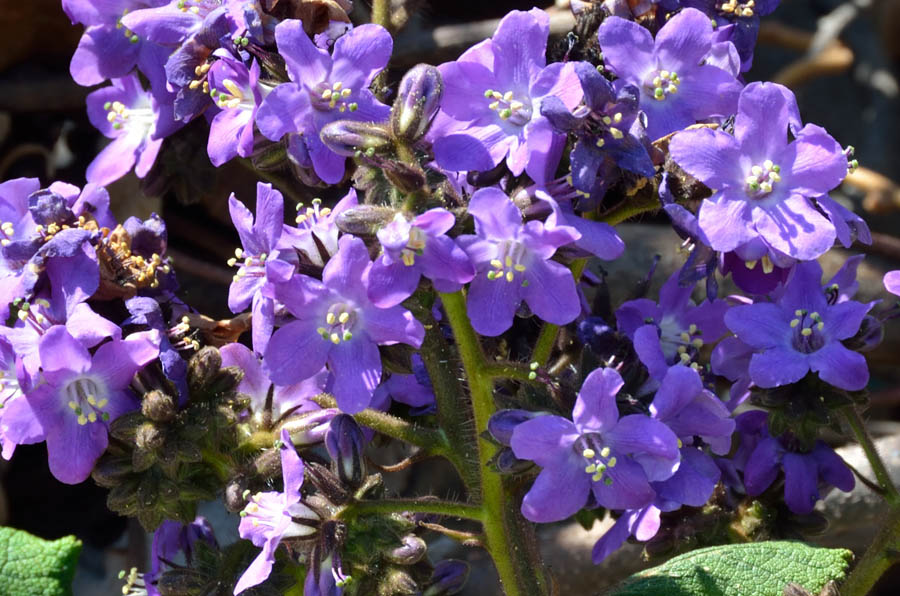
335;205;397;237
488;409;541;446
188;346;222;393
250;138;289;171
320;120;393;156
156;568;209;596
325;414;366;490
424;560;469;596
91;456;135;488
382;160;428;194
379;567;420;595
842;315;883;352
391;64;443;142
142;390;177;423
493;447;533;475
135;422;166;452
385;534;427;565
280;408;339;447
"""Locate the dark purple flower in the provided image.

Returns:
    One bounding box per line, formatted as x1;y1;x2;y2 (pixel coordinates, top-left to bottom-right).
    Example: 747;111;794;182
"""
0;337;24;459
669;82;848;261
681;0;781;71
615;270;728;379
371;356;436;415
737;410;854;514
541;61;654;202
367;209;475;308
263;235;425;413
510;367;680;522
432;9;583;183
255;20;392;183
124;296;189;402
206;57;264;165
220;342;326;421
457;188;581;336
597;8;742;139
235;428;319;594
146;516;216;595
227;182;296;353
1;326;159;483
121;0;229;46
724;261;872;390
86;74;183;186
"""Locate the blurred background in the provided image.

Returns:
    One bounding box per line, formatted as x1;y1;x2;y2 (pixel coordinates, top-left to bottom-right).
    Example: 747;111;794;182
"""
1;0;899;593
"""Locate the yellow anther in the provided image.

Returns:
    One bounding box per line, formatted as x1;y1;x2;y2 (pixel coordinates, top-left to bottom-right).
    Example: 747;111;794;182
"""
330;333;341;344
332;81;343;91
607;456;617;468
490;259;503;269
585;464;597;473
790;318;800;328
505;271;514;282
222;79;243;99
68;401;78;410
97;398;108;408
688;324;698;334
600;446;611;458
77;414;88;425
326;312;336;325
338;312;350;324
801;328;813;336
582;448;596;459
503;91;513;101
88;412;98;423
513;264;526;272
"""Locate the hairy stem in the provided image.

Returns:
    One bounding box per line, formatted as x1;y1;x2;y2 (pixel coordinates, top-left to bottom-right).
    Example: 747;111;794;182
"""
413;301;482;493
440;291;547;596
843;405;900;507
339;498;484;521
310;394;449;454
841;506;900;595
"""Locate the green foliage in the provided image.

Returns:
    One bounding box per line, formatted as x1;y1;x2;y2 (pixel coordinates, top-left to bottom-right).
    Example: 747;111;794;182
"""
0;526;81;596
608;541;852;596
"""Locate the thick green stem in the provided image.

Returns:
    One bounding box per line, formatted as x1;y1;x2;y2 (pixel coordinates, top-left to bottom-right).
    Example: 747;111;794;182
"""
310;394;449;454
370;0;391;100
841;507;900;595
843;405;900;507
413;302;482;492
440;291;547;596
339;498;484;521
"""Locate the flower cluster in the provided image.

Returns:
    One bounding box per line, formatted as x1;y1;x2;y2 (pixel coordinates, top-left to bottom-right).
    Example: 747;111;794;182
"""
3;0;891;594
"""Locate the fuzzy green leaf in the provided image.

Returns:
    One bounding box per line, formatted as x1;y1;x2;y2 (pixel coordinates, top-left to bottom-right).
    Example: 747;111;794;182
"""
608;541;852;596
0;526;82;596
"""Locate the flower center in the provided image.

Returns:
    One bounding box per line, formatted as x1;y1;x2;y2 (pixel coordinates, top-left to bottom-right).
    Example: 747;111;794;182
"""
240;491;320;538
176;0;220;16
227;247;268;282
103;100;155;135
590;111;626;148
483;88;532;126
655;319;704;369
62;376;111;426
212;78;255;110
645;69;680;101
311;81;358;113
115;9;140;44
575;434;617;485
486;240;529;285
745;159;781;196
789;309;826;353
295;198;332;227
317;303;358;344
717;0;756;18
400;226;426;267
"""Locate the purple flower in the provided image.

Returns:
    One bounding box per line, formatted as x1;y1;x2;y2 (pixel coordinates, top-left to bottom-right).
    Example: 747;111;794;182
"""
510;367;680;522
63;0;170;87
86;74;183;186
0;337;24;459
1;326;159;483
220;342;326;421
724;261;872;390
263;235;425;413
597;8;742;139
227;182;296;353
206;57;265;166
457;188;581;337
737;410;854;514
886;271;900;297
367;208;475;308
525;182;625;261
121;0;229;47
281;190;358;268
541;61;654;202
615;270;728;379
234;428;319;594
255;20;392;183
124;296;189;402
432;9;583;183
591;445;722;562
669;82;848;261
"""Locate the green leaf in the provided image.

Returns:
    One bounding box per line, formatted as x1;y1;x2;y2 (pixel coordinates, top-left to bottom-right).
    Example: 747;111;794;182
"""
608;541;852;596
0;526;82;596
